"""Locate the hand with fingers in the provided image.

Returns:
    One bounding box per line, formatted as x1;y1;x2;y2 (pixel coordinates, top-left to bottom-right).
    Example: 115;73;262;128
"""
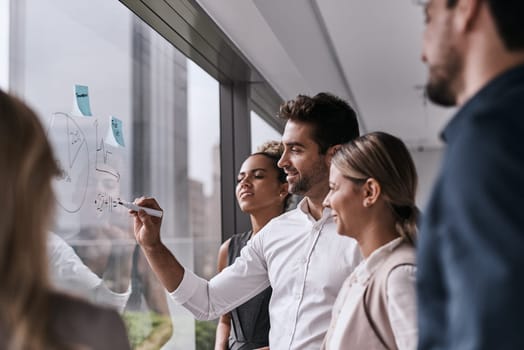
128;197;183;293
130;197;164;249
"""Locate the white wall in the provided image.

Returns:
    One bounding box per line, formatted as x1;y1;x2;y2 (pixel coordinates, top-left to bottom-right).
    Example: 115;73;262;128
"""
410;148;443;211
0;0;9;90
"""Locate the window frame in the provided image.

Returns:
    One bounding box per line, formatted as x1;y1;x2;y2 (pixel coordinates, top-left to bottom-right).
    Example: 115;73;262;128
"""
119;0;284;239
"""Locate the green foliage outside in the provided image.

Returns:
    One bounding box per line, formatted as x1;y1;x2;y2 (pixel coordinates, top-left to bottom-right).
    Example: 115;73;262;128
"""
123;311;217;350
195;320;217;350
123;311;173;350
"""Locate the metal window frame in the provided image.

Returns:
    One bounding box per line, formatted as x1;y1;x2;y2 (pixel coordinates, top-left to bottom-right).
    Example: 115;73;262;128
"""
118;0;284;240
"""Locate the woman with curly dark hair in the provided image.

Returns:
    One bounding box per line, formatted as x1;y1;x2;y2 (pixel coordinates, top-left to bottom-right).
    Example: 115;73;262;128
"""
214;141;289;350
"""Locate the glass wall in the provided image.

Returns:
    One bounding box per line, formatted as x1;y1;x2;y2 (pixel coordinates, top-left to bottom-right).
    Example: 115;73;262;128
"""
9;0;221;348
250;110;282;152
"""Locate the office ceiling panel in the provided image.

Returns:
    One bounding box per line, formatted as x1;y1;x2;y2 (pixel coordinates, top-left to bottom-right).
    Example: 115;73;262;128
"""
196;0;455;149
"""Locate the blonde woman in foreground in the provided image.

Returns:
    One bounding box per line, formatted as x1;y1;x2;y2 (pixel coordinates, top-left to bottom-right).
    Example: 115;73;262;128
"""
322;132;418;350
0;90;130;350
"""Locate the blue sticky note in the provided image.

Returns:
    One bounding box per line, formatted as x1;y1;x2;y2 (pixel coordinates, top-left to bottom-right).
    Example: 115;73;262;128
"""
75;84;92;116
111;116;125;147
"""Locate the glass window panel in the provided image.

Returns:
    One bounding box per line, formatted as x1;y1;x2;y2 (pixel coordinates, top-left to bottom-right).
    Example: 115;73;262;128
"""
10;1;221;348
250;110;282;152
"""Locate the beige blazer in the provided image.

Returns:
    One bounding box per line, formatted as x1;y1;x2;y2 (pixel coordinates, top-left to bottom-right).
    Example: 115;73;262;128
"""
322;241;416;350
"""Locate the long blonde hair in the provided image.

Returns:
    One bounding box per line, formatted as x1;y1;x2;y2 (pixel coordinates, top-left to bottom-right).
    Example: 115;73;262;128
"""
0;90;61;349
332;132;419;244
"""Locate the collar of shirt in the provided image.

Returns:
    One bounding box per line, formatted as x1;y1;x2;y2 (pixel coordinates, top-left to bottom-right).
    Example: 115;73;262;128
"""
442;63;524;143
296;197;333;225
350;237;404;285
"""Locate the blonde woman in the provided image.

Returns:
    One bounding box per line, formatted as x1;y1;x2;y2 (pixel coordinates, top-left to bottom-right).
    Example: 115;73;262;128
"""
0;90;130;350
322;132;418;350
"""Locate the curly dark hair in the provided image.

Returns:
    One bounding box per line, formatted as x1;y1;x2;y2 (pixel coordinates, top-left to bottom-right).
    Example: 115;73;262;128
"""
251;140;290;210
254;141;286;183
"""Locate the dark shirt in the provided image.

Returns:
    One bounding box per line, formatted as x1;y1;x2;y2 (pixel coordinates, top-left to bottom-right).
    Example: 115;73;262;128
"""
227;230;272;350
418;64;524;349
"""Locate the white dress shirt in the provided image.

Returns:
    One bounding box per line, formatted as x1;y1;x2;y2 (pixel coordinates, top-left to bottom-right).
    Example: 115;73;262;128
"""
326;237;417;350
170;199;362;349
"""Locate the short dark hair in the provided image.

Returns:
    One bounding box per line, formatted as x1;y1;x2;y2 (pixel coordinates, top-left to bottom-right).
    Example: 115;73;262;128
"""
447;0;524;50
278;92;359;154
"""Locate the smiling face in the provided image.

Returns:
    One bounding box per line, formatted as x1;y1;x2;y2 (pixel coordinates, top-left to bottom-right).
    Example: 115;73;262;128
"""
277;120;329;197
422;0;463;106
236;154;288;215
323;164;367;238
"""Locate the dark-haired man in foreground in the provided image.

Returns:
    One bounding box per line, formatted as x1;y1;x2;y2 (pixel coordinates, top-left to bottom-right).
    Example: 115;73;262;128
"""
133;93;362;349
418;0;524;349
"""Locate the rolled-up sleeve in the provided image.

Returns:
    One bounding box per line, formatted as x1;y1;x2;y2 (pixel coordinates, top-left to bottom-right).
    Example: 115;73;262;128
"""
169;230;271;320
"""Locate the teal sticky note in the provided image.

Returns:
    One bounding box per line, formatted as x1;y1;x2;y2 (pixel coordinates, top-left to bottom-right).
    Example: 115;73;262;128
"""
111;116;125;147
75;84;92;116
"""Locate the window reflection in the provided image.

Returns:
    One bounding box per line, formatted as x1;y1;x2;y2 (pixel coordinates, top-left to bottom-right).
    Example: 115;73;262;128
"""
10;1;222;348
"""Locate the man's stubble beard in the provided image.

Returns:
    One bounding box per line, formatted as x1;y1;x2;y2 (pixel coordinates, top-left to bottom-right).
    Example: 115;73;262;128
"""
426;41;462;107
288;158;329;196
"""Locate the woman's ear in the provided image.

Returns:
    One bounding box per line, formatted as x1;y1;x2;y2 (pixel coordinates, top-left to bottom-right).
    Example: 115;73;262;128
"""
280;183;289;198
362;178;381;208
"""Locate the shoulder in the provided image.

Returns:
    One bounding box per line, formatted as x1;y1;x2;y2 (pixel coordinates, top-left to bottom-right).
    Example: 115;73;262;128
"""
49;292;130;349
259;208;304;234
373;243;416;284
451;97;524;162
252;208;305;246
219;238;231;256
386;243;416;268
270;207;303;223
387;265;417;290
217;238;231;270
382;244;417;294
443;104;524;205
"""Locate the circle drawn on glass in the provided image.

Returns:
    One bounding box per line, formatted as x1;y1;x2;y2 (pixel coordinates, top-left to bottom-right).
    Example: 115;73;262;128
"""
47;112;89;213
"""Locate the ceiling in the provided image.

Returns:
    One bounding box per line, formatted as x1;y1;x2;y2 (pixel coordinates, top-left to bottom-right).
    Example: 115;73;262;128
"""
195;0;456;149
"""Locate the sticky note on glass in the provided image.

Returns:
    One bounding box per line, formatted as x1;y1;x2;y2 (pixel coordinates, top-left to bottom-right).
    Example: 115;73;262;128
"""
110;116;125;147
74;84;92;116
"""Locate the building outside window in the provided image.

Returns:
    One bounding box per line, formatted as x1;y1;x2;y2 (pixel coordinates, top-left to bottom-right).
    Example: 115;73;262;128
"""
7;0;222;348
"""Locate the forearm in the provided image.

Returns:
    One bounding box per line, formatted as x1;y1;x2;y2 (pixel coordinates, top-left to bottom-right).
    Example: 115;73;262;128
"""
214;315;231;350
141;243;184;293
